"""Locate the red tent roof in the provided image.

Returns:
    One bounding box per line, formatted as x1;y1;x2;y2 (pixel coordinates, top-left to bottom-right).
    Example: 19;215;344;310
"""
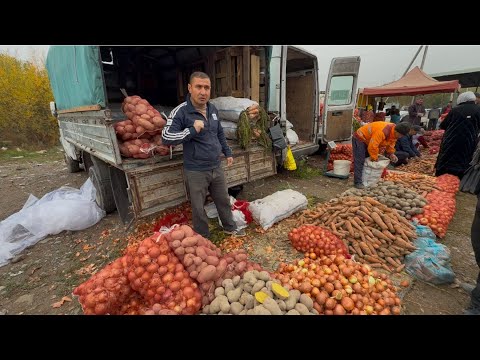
362;66;460;96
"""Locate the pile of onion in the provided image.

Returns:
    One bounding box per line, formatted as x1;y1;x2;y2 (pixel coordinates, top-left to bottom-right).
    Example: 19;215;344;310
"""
125;233;202;315
274;255;401;315
435;174;460;194
73;256;133;315
413;190;456;238
288;225;350;259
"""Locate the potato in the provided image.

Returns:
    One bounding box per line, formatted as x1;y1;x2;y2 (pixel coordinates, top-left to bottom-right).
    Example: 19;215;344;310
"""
202;305;210;314
185;246;195;254
277;300;286;311
299;294;314;311
196;247;207;260
127;144;140;155
286;309;300;315
138;118;155;131
230;302;244;315
251;280;265;293
263;297;282;315
205;256;219;267
235;261;247;274
152;116;167;128
294;303;310;315
174;247;185;256
253;305;271;315
215;259;227;277
227;287;243;303
214;287;225;297
197;265;217;283
257;271;270;282
135;103;148;115
232;275;241;287
235;253;248;262
193;256;203;266
181;236;198;247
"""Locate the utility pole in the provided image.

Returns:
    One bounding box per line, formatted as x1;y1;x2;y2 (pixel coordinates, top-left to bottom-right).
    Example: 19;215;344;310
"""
420;45;429;70
404;45;423;76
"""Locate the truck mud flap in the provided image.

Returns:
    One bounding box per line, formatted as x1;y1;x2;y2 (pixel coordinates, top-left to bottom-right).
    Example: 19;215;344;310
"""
109;166;134;224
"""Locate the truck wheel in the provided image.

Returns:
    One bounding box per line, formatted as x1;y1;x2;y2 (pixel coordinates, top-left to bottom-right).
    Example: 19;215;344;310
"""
64;153;81;173
88;166;116;213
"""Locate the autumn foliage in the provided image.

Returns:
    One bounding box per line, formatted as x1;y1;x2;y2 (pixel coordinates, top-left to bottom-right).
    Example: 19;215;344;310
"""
0;53;58;148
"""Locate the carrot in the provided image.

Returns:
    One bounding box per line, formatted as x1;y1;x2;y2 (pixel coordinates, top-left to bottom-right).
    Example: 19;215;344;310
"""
363;226;375;239
395;264;406;273
371;212;388;230
359;242;372;256
363;255;382;264
352;243;364;257
345;220;355;237
371;228;390;241
356;210;373;222
382;230;397;241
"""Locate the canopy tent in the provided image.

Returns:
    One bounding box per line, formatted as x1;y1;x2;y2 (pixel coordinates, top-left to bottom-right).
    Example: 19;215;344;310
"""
361;66;460;97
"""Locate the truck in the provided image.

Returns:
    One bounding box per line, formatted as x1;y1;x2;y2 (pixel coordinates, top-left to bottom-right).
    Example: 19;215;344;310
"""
45;46;360;224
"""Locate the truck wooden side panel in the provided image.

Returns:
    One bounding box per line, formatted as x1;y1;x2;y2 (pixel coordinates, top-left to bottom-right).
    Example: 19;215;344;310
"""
58;110;122;166
126;160;188;218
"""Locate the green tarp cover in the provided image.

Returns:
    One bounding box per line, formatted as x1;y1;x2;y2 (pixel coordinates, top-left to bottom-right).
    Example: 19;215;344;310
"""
46;46;105;111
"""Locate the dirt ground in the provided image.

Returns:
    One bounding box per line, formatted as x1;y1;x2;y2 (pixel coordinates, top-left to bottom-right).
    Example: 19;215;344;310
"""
0;148;477;315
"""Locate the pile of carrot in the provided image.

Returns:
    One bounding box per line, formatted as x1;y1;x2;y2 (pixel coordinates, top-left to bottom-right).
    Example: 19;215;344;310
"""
297;196;417;272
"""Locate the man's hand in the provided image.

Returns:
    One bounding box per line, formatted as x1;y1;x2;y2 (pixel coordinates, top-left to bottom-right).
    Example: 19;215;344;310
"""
193;120;204;133
226;157;233;166
389;154;398;163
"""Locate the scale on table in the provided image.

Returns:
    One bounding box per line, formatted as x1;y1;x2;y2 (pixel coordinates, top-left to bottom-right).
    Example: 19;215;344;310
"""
323;141;350;179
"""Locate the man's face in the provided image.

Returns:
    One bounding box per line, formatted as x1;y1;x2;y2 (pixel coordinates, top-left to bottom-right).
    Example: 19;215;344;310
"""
409;129;417;136
476;97;480;104
395;131;404;139
188;77;211;106
416;98;424;105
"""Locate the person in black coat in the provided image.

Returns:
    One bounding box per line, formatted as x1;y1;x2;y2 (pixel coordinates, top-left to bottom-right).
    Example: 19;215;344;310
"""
435;92;480;179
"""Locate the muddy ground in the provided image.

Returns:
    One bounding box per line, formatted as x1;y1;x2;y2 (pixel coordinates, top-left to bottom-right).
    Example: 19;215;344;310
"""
0;148;477;315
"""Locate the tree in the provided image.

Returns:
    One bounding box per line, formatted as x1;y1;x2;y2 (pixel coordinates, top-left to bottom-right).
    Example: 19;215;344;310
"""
0;52;58;148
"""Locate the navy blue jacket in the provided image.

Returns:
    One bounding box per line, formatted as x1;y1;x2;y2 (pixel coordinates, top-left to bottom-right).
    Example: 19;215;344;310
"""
395;134;420;157
162;94;232;171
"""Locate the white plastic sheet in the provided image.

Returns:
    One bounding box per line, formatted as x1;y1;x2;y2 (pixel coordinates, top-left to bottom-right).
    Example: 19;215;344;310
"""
0;179;105;267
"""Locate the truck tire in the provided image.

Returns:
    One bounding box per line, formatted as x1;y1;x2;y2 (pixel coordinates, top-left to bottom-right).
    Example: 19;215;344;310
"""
64;153;81;173
88;166;116;213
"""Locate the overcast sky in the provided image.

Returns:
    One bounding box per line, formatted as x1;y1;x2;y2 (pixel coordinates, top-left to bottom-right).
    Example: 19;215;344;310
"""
1;45;479;89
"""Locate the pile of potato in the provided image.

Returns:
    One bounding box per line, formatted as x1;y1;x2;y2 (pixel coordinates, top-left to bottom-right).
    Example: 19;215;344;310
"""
203;270;318;315
164;225;262;306
342;182;427;219
114;95;170;158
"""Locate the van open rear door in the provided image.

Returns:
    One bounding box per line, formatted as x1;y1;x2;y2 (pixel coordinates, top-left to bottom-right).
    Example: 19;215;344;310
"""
321;57;361;143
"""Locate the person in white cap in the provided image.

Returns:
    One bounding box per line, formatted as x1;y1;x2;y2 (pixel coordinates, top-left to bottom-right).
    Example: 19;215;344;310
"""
435;91;480;179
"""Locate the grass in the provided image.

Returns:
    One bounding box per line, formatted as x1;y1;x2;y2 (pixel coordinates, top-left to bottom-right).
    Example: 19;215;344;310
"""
306;195;321;209
0;146;64;163
291;159;323;180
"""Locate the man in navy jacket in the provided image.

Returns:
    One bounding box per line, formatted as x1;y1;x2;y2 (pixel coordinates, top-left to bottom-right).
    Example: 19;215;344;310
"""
162;72;245;238
393;125;422;166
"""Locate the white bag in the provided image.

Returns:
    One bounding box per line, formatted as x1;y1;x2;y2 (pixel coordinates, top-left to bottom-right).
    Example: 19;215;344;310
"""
210;97;258;122
0;179;105;267
362;156;390;187
249;189;308;230
286;128;299;145
219;209;247;230
220;120;238;140
285;120;294;129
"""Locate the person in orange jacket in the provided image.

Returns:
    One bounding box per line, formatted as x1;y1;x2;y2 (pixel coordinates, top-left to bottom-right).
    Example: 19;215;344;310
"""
352;121;412;188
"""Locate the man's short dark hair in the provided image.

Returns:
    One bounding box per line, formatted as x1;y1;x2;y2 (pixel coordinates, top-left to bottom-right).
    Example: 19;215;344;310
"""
475;92;480;98
395;122;412;136
189;71;210;83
